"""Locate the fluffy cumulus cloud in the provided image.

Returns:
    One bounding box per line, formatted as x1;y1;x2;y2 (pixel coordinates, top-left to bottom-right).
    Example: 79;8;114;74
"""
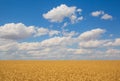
0;23;60;40
101;14;113;20
0;23;120;59
91;10;113;20
43;4;83;23
0;3;119;60
91;11;104;17
0;23;35;40
79;28;106;41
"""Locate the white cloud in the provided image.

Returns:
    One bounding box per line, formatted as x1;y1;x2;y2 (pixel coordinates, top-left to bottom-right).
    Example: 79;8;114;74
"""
18;42;41;50
0;41;18;52
79;28;106;41
40;36;73;47
0;23;36;40
43;4;83;24
0;23;60;40
77;16;83;21
105;38;120;46
70;15;83;24
91;11;113;20
0;23;119;60
79;40;107;48
43;4;76;22
114;38;120;45
0;38;15;46
91;11;104;17
101;14;112;20
0;36;75;58
34;27;60;37
70;14;77;24
77;9;82;14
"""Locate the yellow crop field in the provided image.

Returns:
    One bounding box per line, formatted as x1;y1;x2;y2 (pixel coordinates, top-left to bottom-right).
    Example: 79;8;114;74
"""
0;60;120;81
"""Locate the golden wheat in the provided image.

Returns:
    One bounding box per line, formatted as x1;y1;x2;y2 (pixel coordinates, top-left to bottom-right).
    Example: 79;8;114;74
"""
0;60;120;81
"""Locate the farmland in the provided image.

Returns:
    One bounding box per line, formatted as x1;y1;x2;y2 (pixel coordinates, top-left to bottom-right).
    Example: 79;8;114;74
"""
0;60;120;81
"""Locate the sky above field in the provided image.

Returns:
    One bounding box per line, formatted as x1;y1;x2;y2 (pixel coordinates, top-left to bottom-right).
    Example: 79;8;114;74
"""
0;0;120;60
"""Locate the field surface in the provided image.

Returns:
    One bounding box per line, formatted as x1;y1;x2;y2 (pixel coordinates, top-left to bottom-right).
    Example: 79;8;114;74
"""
0;60;120;81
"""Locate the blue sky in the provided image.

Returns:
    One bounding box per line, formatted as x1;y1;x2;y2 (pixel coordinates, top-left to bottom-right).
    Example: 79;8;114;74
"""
0;0;120;60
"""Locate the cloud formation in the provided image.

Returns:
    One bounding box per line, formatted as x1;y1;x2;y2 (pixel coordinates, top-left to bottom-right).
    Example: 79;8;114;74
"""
0;23;119;60
43;4;83;23
79;28;106;41
105;38;120;46
91;11;113;20
0;23;35;40
101;14;113;20
0;23;60;40
91;11;104;17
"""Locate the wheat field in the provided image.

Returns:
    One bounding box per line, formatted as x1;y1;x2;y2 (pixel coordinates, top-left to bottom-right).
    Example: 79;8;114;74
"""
0;60;120;81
